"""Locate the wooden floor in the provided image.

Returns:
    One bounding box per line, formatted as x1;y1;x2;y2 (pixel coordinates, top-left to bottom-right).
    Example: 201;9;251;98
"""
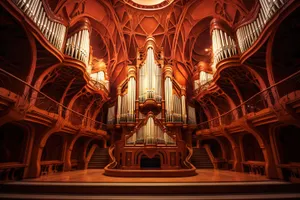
28;169;270;183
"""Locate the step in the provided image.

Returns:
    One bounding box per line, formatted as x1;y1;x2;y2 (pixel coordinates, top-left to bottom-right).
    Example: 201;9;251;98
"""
1;181;299;199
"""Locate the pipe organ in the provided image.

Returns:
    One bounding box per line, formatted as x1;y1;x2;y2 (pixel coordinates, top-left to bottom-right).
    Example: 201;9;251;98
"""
90;71;109;90
107;105;115;124
188;105;196;124
127;68;136;122
138;48;162;103
13;0;66;51
120;93;128;122
107;38;195;174
65;18;91;68
236;0;286;53
126;116;175;145
211;19;237;67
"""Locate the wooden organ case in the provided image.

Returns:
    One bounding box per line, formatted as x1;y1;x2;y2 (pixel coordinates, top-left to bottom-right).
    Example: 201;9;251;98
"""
105;38;196;177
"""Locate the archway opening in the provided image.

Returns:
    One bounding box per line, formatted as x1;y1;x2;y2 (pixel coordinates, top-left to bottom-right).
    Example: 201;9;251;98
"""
272;7;300;97
140;155;161;169
201;139;223;159
41;133;64;161
242;134;264;161
0;123;28;163
276;125;300;164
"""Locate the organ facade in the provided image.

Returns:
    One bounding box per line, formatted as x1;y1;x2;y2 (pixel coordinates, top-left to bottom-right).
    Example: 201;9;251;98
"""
105;38;196;175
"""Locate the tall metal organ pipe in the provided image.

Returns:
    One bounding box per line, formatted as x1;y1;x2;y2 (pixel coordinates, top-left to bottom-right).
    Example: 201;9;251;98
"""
139;48;162;102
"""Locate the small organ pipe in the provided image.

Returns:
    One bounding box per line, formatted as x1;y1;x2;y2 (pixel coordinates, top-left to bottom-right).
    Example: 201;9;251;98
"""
13;0;67;51
211;25;237;67
65;28;90;68
236;0;285;53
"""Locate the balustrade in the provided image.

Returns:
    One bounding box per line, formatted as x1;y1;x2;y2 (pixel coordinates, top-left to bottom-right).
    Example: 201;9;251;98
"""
13;0;66;51
40;160;64;176
279;163;300;182
0;68;107;132
242;161;266;176
196;69;300;131
237;0;286;53
0;163;26;181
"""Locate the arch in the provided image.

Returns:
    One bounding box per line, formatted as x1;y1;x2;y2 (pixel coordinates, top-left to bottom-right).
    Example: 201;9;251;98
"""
41;133;64;161
267;6;300;99
200;137;226;159
273;125;300;164
0;6;36;95
241;133;264;162
0;122;32;163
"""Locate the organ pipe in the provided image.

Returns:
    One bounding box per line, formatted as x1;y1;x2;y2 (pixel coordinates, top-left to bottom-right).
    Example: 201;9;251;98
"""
181;89;187;124
13;0;66;51
211;24;237;66
138;48;162;102
126;117;175;145
107;105;115;124
164;77;173;122
127;77;136;122
65;19;91;69
116;88;122;124
188;106;196;124
236;0;286;53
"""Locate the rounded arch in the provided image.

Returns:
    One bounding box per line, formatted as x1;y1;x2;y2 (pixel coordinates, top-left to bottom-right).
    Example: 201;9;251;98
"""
0;6;36;95
241;133;264;162
273;125;300;164
184;16;213;66
0;122;32;163
200;137;226;159
41;132;64;161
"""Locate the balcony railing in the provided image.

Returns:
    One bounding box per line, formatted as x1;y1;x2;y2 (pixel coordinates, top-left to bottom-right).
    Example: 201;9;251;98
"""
0;67;107;131
236;0;287;53
196;69;300;130
12;0;67;51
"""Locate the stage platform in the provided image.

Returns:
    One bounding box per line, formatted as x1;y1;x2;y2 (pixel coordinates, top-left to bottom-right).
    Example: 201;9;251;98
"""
26;169;270;182
0;169;300;199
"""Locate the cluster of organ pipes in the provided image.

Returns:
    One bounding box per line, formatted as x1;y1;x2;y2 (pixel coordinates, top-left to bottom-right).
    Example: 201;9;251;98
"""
120;93;128;122
127;77;136;122
164;77;173;122
65;29;90;67
172;95;182;122
12;0;66;51
138;48;162;103
107;105;115;124
118;79;136;123
237;0;286;53
194;71;213;91
126;117;176;145
188;106;196;124
212;29;237;66
90;71;109;90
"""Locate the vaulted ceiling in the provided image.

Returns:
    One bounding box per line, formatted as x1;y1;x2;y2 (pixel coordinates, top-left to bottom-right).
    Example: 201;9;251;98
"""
47;0;258;95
